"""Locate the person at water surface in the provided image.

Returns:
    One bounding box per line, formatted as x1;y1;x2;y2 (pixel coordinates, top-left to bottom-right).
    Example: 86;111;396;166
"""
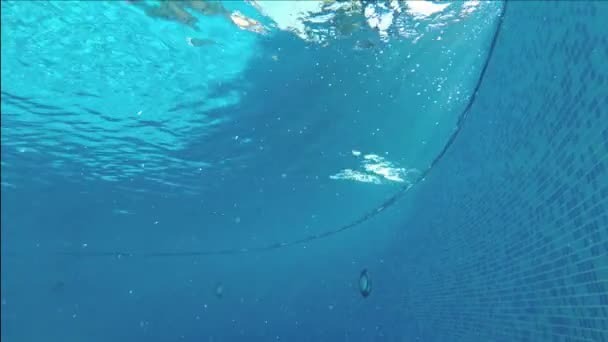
127;0;266;34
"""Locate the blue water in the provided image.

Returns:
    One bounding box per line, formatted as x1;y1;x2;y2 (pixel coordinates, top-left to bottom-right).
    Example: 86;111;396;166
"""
1;1;607;341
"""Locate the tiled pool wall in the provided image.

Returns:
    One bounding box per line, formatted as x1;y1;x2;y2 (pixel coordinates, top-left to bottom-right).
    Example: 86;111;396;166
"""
394;2;608;341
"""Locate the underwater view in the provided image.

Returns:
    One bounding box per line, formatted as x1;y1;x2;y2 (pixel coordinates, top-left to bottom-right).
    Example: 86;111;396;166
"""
1;1;607;341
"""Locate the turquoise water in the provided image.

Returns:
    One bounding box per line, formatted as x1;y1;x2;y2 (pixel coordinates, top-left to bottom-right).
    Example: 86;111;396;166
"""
2;1;607;341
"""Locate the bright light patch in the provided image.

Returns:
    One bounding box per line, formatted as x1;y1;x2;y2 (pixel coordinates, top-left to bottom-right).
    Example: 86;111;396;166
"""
331;152;420;185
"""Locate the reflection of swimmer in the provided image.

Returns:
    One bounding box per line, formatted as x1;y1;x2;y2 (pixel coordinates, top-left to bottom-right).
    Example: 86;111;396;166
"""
187;0;230;16
128;0;266;34
186;37;219;47
142;1;199;29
